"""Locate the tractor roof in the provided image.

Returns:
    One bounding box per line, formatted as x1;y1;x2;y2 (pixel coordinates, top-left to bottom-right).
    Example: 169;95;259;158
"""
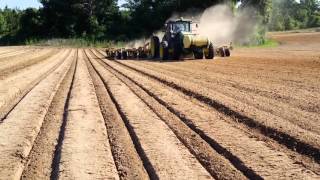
166;17;192;24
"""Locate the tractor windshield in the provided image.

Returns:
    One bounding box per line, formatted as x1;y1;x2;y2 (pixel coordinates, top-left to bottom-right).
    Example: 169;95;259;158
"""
172;22;191;33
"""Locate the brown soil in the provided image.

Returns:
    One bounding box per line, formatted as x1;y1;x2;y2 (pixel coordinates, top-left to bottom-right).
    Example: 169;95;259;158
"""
0;31;319;179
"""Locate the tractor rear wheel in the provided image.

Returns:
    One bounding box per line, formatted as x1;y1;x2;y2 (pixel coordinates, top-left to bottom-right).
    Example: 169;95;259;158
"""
151;36;160;59
205;43;214;59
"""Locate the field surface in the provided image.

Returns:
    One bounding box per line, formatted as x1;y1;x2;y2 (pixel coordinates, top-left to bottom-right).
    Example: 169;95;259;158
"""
0;32;319;180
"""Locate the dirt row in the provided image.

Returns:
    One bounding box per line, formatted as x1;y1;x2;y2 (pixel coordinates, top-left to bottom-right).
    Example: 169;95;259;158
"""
112;60;320;158
86;50;216;179
98;51;320;161
90;49;320;179
0;32;319;179
0;48;60;79
121;60;320;132
22;50;78;179
13;49;216;179
0;49;71;121
0;47;35;60
0;49;75;178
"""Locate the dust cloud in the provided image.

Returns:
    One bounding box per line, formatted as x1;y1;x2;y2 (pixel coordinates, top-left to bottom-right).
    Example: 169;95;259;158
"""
169;4;258;46
124;3;259;48
124;31;164;49
198;4;258;46
124;39;147;49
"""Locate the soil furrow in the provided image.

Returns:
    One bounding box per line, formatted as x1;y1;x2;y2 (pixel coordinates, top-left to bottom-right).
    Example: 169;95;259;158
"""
0;49;74;179
87;50;213;180
0;49;35;60
0;49;22;56
121;60;320;173
21;50;77;179
83;50;149;180
88;50;252;179
91;50;319;179
97;50;320;163
57;50;119;179
0;48;43;66
123;61;320;134
0;49;71;122
0;49;59;80
131;59;320;113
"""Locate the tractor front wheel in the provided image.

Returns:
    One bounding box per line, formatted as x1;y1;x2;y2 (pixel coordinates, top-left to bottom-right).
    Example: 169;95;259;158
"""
173;32;183;60
173;44;182;60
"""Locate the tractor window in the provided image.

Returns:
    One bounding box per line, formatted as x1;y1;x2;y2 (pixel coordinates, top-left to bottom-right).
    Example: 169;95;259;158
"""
172;22;191;33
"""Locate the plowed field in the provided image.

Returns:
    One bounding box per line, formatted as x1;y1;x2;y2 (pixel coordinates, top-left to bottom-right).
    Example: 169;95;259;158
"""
0;32;319;180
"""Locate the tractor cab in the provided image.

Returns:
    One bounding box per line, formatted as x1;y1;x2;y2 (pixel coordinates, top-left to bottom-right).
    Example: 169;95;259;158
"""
165;18;192;34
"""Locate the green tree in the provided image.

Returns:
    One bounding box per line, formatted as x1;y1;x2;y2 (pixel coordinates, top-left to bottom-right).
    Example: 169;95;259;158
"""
0;13;7;35
39;0;119;38
0;7;21;35
19;8;42;38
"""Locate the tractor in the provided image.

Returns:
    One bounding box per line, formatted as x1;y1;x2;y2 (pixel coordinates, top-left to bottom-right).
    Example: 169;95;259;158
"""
105;18;231;60
150;18;231;60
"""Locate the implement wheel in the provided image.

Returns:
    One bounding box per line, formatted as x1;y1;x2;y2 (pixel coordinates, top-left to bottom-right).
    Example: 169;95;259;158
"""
205;43;214;59
116;51;121;59
151;36;160;59
219;47;226;57
122;51;128;60
225;48;231;57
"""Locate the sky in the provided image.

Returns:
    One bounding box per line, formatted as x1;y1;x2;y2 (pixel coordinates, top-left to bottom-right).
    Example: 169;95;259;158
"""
118;0;126;6
0;0;127;10
0;0;42;9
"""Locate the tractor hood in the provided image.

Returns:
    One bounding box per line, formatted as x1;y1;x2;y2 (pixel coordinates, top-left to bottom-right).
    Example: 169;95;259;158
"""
182;32;210;49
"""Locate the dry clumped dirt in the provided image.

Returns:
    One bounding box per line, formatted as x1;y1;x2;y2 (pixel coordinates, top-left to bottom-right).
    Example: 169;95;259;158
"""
0;32;319;180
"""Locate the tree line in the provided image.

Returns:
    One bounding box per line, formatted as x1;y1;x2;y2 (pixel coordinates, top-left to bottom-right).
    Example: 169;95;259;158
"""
0;0;319;45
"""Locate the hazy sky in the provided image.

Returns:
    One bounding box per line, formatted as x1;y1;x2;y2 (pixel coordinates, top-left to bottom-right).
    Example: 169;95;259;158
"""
0;0;126;9
118;0;126;6
0;0;41;9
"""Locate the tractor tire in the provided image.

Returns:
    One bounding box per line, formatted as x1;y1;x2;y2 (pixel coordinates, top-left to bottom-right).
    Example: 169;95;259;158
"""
219;47;226;57
122;51;128;60
173;45;182;60
173;32;183;60
133;52;138;59
205;43;214;59
116;51;121;59
225;48;231;57
160;46;169;61
151;36;160;59
194;51;204;59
